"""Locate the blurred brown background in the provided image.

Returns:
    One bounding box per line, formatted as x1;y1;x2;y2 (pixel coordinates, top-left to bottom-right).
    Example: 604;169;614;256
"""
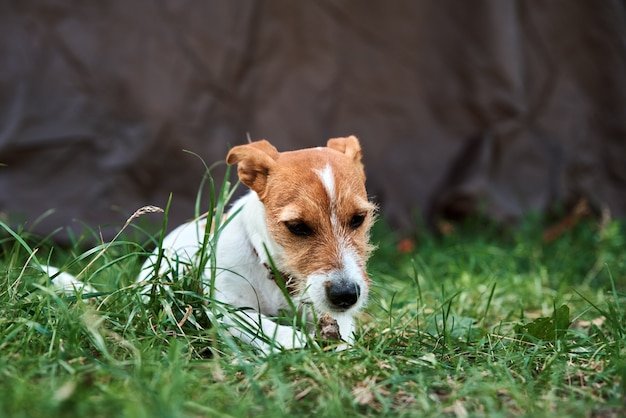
1;1;625;243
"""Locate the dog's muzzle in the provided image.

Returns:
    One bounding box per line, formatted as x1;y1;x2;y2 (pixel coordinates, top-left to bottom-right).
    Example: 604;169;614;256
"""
325;280;361;310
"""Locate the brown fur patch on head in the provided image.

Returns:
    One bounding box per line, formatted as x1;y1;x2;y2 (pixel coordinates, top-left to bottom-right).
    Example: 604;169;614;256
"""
227;136;376;287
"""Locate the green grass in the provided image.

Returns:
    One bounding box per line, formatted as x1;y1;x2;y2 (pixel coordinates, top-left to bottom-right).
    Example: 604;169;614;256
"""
1;184;625;417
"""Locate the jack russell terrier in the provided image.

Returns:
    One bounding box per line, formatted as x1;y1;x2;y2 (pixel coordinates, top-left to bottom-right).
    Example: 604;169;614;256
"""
52;136;376;353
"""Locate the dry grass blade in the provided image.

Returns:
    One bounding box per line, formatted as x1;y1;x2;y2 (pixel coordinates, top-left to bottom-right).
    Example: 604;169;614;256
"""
73;205;164;281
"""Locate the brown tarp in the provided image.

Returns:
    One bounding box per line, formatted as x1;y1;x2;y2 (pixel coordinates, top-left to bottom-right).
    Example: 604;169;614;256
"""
1;1;625;243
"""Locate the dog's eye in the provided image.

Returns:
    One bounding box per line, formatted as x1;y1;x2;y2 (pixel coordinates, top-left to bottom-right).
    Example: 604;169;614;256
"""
349;214;366;229
285;221;313;237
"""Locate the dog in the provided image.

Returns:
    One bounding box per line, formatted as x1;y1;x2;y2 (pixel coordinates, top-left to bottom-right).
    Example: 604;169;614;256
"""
53;136;376;353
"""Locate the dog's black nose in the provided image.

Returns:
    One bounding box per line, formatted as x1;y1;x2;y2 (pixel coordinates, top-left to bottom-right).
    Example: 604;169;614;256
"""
325;281;360;310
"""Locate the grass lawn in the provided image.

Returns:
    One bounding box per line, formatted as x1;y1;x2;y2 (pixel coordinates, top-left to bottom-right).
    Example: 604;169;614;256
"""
1;193;625;417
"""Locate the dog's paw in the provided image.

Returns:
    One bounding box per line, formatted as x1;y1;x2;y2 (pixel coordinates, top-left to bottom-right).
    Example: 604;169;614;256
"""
272;327;309;350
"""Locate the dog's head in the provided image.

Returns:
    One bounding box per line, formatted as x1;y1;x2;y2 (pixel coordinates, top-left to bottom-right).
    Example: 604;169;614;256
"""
226;136;376;315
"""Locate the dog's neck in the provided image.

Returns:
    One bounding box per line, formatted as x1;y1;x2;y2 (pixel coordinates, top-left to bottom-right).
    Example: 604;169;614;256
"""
250;243;298;296
237;191;299;296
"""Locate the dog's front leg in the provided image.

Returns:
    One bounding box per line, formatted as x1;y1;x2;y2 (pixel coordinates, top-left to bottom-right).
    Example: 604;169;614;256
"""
221;309;309;354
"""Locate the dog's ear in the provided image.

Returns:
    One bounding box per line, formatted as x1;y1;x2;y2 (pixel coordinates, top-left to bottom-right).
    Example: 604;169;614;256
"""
327;135;365;175
226;140;279;196
327;135;362;162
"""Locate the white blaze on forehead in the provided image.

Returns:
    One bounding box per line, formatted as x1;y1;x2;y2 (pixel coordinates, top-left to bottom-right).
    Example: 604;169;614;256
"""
315;164;341;233
315;164;335;203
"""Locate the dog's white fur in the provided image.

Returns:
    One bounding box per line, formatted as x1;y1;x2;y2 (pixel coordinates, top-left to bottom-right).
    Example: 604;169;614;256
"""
51;136;376;354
